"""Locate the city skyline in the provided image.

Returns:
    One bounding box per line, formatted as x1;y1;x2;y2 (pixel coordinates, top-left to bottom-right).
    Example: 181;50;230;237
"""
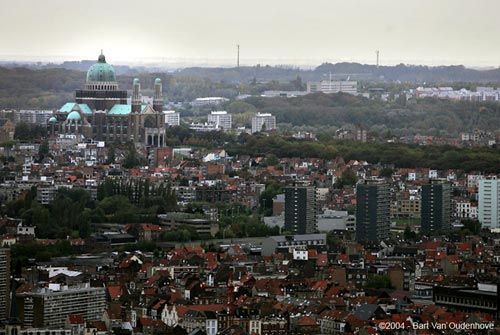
2;0;500;67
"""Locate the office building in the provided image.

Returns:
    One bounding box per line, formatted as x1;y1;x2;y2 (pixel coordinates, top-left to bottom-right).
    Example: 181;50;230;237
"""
14;110;53;125
284;186;317;234
17;283;106;328
0;248;10;322
306;80;358;95
478;177;500;229
164;111;180;126
251;113;276;134
207;111;232;130
261;234;327;256
355;180;390;242
421;179;452;233
190;97;229;107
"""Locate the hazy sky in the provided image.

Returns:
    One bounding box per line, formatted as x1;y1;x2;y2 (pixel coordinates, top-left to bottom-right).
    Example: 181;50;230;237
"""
2;0;500;67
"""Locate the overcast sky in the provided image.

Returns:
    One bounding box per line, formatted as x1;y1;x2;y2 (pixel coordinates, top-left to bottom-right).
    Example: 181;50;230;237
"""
1;0;499;67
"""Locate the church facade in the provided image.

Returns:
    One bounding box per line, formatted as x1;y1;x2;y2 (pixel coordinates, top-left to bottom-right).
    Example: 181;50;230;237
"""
51;52;166;147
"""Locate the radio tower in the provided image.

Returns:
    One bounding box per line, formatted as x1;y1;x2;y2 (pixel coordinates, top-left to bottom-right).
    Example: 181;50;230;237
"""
376;50;380;67
237;44;240;68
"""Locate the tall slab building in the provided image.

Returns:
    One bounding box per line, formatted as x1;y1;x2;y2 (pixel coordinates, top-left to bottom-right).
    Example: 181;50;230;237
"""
0;248;10;322
421;179;452;234
284;186;317;234
355;180;390;242
478;177;500;229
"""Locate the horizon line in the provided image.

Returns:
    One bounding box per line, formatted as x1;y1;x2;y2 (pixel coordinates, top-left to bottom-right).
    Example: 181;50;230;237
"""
0;54;499;70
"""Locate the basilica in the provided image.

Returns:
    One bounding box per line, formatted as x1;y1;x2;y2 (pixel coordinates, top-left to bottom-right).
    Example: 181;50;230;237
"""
51;52;166;147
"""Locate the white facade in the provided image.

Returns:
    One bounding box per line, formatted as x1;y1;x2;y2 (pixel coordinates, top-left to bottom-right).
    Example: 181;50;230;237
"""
164;110;180;126
467;174;482;190
251;113;276;133
429;170;438;179
293;248;308;260
191;97;229;106
17;223;36;236
161;305;179;327
19;283;106;328
208;111;232;130
15;110;53;125
206;319;218;335
249;320;261;335
306;80;358;94
455;201;478;219
478;178;500;229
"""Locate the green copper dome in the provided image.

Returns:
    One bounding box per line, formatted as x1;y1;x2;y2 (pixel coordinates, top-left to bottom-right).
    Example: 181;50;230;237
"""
86;52;116;82
67;111;82;121
48;116;57;123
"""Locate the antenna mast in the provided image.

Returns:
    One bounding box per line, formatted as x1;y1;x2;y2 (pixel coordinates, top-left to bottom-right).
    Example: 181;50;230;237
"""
237;45;240;68
376;50;380;67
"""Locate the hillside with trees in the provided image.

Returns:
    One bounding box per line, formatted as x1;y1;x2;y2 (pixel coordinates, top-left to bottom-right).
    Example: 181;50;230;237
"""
2;64;500;136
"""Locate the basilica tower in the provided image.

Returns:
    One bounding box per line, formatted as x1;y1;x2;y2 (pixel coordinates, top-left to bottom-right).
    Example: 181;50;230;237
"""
153;78;163;112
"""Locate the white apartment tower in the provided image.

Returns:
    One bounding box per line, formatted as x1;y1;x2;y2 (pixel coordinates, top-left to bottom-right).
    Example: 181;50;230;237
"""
478;177;500;229
208;111;232;130
251;113;276;133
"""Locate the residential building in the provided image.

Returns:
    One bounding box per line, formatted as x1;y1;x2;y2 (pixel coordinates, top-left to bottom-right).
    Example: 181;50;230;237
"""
454;199;478;219
207;111;232;130
0;248;10;322
284;186;317;234
478;177;500;229
17;283;107;328
421;179;452;233
355;179;390;242
251;113;276;134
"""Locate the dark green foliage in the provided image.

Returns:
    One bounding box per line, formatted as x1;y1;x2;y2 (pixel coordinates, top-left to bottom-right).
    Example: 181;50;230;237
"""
97;178;177;211
162;225;199;242
121;241;158;253
14;122;47;141
122;144;142;169
334;170;358;189
227;135;500;173
365;275;394;289
379;168;394;178
461;219;481;235
259;182;283;216
404;226;417;240
3;179;177;239
10;240;73;273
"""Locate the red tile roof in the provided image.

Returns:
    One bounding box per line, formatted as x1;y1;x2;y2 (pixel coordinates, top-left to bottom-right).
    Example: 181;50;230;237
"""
298;315;318;327
68;314;84;325
107;285;122;300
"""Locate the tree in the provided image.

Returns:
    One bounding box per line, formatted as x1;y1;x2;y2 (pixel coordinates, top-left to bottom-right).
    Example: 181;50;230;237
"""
461;219;480;235
123;144;141;169
379;168;393;178
107;145;116;164
259;182;282;216
404;225;417;240
334;170;357;189
365;275;393;289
